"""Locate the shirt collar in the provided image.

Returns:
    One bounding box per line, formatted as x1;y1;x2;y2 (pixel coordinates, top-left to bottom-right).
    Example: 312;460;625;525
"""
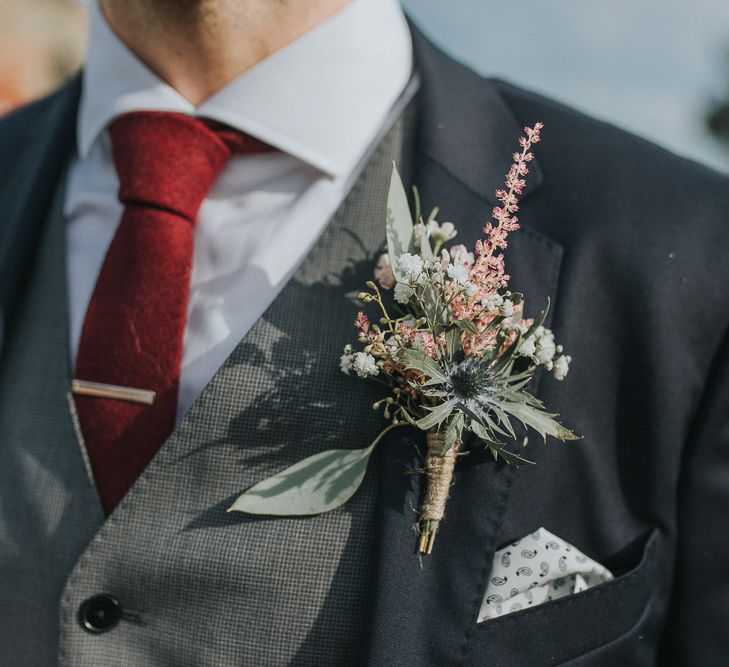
78;0;413;177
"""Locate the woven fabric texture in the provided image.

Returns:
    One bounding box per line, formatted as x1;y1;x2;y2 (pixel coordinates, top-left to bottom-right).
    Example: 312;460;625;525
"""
0;179;106;666
0;102;416;666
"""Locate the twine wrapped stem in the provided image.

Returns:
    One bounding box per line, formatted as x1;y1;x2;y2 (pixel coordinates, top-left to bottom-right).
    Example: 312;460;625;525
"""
418;428;461;554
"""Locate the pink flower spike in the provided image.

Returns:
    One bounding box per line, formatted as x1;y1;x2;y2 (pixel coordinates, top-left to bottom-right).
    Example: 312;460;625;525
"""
355;312;370;335
468;123;543;297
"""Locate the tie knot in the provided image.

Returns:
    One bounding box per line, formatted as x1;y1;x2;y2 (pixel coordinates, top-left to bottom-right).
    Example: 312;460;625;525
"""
108;111;271;222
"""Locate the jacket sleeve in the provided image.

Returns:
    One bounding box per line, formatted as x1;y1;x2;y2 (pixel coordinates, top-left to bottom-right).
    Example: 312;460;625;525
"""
659;327;729;663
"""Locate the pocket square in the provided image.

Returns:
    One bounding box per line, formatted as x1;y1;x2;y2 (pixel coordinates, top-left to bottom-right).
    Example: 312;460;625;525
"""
478;527;613;621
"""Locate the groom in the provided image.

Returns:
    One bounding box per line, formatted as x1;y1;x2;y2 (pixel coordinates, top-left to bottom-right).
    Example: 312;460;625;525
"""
1;0;728;664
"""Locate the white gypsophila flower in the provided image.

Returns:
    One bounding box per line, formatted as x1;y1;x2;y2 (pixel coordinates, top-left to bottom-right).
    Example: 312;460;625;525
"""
535;330;556;365
384;336;399;354
505;319;529;334
393;282;414;304
553;354;571;381
519;337;536;357
340;352;354;375
352;352;379;378
446;262;470;285
429;258;443;272
482;293;504;312
464;282;478;297
396;253;425;284
500;299;515;317
427;219;457;243
449;244;475;266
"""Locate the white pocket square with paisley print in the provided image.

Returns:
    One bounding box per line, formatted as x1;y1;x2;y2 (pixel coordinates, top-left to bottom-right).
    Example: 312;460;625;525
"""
478;527;614;622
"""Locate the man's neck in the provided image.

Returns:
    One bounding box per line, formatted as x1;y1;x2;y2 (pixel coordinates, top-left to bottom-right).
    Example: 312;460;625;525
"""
100;0;348;106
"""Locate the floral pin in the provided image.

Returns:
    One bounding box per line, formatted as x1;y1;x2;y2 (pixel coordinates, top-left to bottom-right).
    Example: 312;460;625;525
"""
229;123;580;554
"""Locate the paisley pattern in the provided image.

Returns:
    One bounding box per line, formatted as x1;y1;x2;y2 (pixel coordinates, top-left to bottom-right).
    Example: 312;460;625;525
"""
477;527;613;621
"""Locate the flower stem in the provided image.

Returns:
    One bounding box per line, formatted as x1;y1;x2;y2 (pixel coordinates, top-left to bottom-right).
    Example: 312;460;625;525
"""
417;429;461;554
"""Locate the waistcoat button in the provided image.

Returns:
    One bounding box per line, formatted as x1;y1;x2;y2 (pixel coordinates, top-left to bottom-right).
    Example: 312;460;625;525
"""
78;594;123;634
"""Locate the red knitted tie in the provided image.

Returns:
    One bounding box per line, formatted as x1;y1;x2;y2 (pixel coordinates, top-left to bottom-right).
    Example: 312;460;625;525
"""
74;111;272;514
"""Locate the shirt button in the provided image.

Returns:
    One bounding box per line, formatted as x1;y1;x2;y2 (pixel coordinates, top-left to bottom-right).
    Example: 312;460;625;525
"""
78;594;123;634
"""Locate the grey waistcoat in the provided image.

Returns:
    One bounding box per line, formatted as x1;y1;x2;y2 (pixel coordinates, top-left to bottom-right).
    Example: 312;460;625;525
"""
0;103;415;666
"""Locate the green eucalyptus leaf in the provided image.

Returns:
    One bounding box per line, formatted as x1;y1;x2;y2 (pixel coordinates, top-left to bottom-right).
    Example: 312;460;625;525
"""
228;444;377;516
386;164;414;282
500;400;580;443
415;399;457;430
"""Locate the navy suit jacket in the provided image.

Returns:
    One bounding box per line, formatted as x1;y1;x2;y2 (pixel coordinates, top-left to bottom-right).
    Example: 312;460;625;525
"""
1;26;728;666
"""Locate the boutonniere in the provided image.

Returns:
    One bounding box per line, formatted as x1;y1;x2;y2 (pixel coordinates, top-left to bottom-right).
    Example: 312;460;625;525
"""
229;123;580;553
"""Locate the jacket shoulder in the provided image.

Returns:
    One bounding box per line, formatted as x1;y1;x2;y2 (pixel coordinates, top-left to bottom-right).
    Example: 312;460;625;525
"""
494;77;729;201
0;78;81;187
492;78;729;317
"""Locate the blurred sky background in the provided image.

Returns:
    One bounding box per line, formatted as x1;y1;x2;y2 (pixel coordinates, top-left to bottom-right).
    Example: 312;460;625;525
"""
2;0;729;173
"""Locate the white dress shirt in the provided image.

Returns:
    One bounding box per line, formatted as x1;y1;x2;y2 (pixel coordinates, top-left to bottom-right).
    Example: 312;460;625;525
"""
65;0;413;420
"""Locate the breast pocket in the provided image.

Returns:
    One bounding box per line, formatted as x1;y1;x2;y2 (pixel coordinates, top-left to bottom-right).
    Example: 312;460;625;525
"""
464;528;660;666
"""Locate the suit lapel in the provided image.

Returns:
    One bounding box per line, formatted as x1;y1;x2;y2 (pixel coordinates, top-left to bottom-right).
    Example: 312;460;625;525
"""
362;28;563;665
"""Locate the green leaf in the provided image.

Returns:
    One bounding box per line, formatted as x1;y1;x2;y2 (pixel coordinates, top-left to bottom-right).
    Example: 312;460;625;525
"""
470;419;494;443
483;315;506;333
490;333;522;377
386;164;414;282
228;444;376;516
399;409;419;427
482;411;511;439
416;222;435;260
488;402;517;439
490;445;535;466
415;399;457;430
522;298;551;341
422;388;448;398
445;327;462;359
426;206;440;225
471;422;535;466
456;400;486;427
412;185;422;228
445;412;465;452
500;401;580;443
398;348;447;384
454;318;480;335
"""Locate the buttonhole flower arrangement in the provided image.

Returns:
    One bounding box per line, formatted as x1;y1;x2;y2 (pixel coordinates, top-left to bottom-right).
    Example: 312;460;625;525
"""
229;123;580;554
